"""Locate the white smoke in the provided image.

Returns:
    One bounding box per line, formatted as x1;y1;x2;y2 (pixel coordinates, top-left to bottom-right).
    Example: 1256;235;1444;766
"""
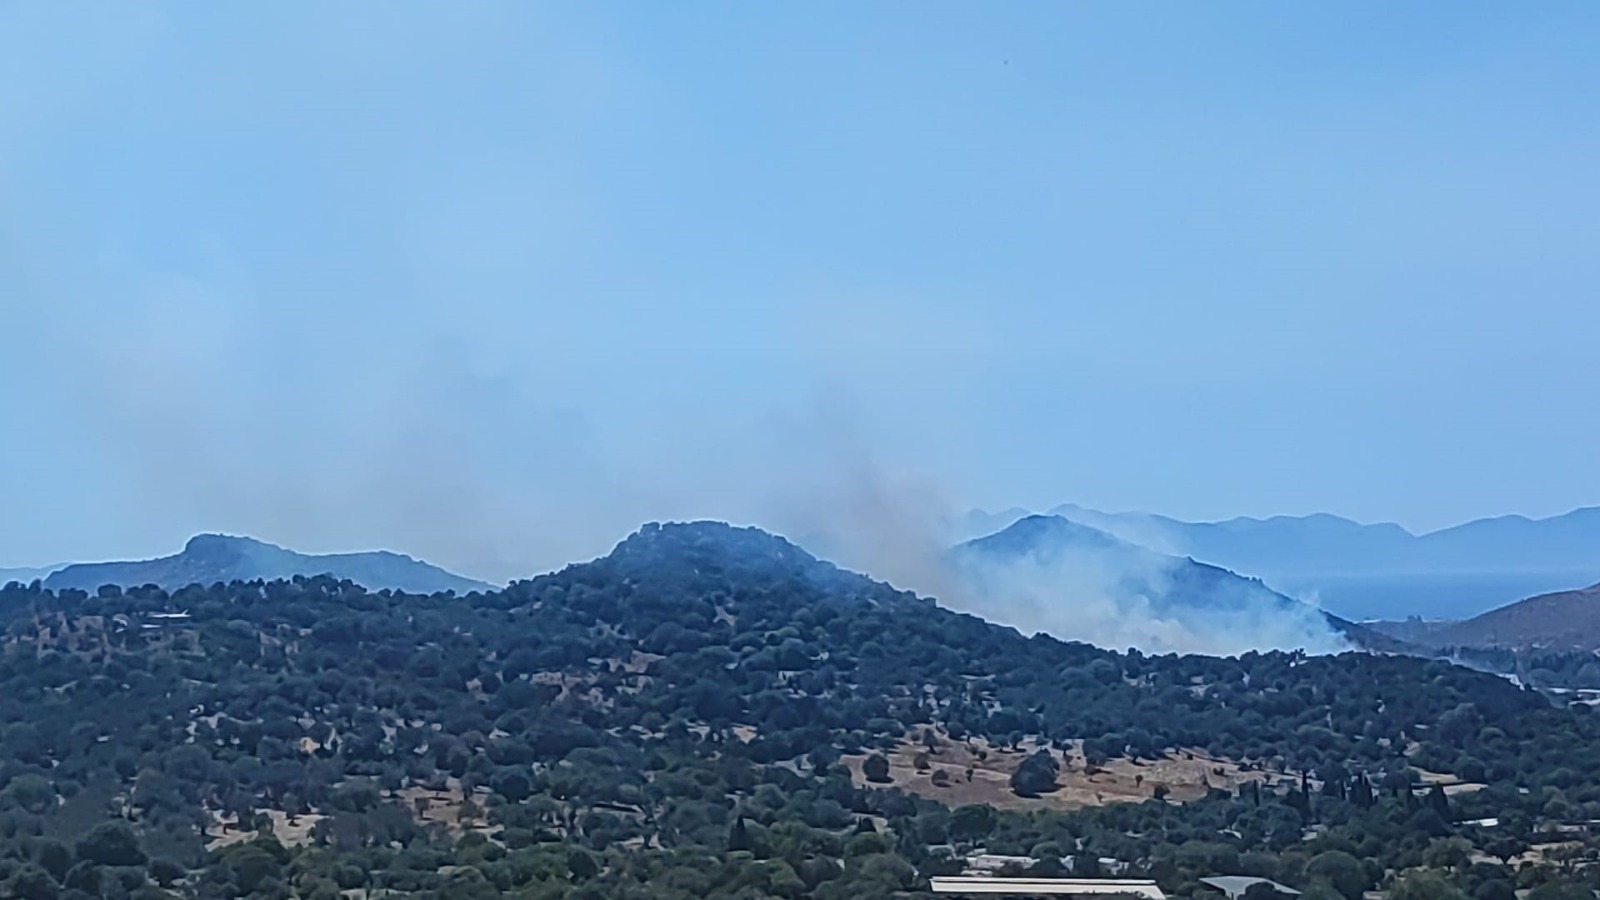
5;277;1354;656
945;539;1351;656
740;412;1349;656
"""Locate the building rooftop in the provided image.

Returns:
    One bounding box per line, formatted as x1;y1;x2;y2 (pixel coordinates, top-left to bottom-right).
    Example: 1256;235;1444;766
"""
1200;876;1302;898
930;877;1166;898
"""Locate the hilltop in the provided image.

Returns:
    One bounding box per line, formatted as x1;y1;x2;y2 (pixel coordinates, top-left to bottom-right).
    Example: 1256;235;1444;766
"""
953;515;1404;654
40;533;492;595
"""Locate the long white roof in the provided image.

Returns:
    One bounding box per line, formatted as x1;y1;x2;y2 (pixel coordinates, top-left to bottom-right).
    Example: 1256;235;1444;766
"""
1201;876;1302;897
930;877;1167;898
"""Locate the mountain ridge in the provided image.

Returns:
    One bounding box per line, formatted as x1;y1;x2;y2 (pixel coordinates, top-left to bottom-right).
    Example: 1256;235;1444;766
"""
949;514;1406;654
1368;581;1600;652
960;504;1600;620
0;564;63;585
41;533;493;595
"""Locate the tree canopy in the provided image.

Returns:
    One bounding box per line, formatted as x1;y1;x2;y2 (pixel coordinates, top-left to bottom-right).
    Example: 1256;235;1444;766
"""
1;522;1599;899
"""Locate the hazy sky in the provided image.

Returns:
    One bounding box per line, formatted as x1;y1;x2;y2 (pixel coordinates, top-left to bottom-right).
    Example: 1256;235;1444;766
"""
4;3;1598;580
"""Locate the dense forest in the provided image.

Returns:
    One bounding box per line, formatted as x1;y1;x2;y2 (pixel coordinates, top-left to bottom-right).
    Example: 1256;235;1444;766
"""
3;522;1600;900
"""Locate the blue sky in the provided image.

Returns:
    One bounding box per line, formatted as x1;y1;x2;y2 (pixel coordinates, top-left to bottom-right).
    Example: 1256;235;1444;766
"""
3;3;1598;580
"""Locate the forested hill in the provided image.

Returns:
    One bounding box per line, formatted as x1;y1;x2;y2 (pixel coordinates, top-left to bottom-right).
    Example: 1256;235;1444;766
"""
2;521;1600;900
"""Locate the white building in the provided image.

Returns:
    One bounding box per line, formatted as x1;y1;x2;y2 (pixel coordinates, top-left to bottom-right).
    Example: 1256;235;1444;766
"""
931;877;1166;898
1200;876;1302;900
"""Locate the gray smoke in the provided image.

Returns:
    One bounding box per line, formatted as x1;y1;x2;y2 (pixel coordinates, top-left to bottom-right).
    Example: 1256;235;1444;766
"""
741;422;1349;656
4;288;1352;656
4;277;1350;656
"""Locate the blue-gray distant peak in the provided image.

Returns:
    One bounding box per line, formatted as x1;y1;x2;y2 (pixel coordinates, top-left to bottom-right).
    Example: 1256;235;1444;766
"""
42;534;492;595
993;503;1600;621
958;514;1128;558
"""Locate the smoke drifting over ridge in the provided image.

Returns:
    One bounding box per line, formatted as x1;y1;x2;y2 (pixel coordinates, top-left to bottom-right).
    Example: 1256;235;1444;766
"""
756;467;1348;656
704;418;1348;655
2;274;1352;656
8;2;1600;650
1;7;1342;656
2;277;1343;655
946;522;1350;656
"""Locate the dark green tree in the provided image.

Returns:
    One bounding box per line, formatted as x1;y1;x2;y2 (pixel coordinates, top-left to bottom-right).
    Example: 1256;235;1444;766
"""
1389;870;1468;900
1010;750;1060;798
862;753;892;784
75;822;146;867
5;864;60;900
1306;850;1370;900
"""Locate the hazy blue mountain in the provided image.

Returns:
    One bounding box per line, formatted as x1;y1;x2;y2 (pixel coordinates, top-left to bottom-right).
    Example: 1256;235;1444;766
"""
953;506;1037;542
952;515;1405;654
957;504;1600;621
1046;505;1418;574
0;564;63;586
1073;505;1600;573
42;534;493;595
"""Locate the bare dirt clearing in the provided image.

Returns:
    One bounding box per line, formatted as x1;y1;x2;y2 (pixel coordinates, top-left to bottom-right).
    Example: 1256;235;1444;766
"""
399;778;496;839
842;734;1295;811
205;808;325;851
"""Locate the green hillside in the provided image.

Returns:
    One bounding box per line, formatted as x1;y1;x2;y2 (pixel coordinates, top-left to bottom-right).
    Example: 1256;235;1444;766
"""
0;522;1596;900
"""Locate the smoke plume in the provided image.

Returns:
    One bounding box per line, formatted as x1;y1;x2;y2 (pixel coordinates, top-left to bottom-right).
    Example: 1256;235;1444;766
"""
739;415;1349;656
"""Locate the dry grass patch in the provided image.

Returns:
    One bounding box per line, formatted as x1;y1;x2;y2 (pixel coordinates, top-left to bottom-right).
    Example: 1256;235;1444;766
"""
399;778;496;839
842;733;1291;811
205;808;325;851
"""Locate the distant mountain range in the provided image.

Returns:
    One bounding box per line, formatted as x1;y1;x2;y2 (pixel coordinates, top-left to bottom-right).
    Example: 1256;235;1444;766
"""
15;502;1595;655
37;534;492;595
950;515;1405;654
960;505;1600;621
0;564;63;585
